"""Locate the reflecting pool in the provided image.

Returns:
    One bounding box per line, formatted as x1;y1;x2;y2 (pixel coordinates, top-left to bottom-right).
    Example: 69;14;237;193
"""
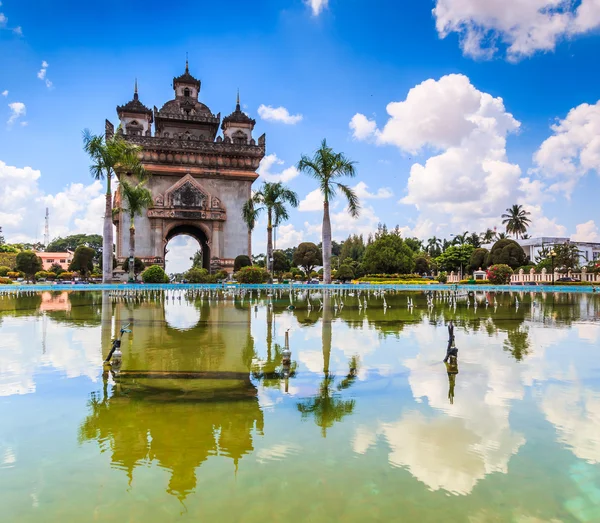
2;288;600;522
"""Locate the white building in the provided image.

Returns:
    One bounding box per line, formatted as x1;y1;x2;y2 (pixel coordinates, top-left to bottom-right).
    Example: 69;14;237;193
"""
517;237;600;266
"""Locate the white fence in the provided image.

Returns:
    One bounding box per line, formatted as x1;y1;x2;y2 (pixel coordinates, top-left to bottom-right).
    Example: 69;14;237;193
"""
447;268;600;284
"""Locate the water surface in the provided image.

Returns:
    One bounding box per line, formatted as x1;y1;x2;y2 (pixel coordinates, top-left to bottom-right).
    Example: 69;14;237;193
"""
2;288;600;522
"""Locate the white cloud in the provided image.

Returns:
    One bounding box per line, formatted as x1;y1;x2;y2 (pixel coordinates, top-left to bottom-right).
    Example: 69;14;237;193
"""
12;26;21;36
37;61;52;88
7;102;25;124
165;235;200;274
572;220;600;242
274;223;305;249
306;0;328;16
532;100;600;196
298;188;323;212
257;154;299;183
0;160;105;244
349;113;377;141
1;90;7;97
433;0;600;60
257;104;303;125
353;181;393;200
0;13;6;26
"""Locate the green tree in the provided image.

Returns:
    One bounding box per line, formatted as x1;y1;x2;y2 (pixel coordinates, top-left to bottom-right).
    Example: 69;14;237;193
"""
0;226;4;245
404;237;423;253
69;245;96;279
339;234;365;262
501;204;531;239
452;231;470;246
118;180;153;282
242;181;299;273
185;267;211;283
435;245;474;274
48;263;65;275
234;255;252;272
82;129;147;283
554;243;582;271
272;250;291;273
15;251;43;280
189;250;203;269
362;226;415;275
297;139;360;283
467;232;482;248
480;229;496;244
122;257;145;278
414;255;431;274
486;239;527;269
293;242;323;274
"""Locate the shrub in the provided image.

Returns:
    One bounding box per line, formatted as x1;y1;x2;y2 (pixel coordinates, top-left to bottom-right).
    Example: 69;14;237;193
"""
469;248;489;272
235;266;270;284
48;263;65;275
234;255;252;272
35;271;50;281
0;266;10;277
437;271;448;283
0;277;13;284
7;271;20;279
59;272;74;280
142;265;170;283
336;265;355;282
281;272;293;280
46;273;56;280
486;240;527;269
185;268;215;284
215;270;228;281
487;264;514;285
0;253;17;270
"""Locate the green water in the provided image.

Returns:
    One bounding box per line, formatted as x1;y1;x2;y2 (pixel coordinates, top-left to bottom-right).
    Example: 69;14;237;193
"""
2;288;600;522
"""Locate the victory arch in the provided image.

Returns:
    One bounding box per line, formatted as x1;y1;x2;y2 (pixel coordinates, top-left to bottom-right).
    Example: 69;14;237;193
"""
107;62;265;273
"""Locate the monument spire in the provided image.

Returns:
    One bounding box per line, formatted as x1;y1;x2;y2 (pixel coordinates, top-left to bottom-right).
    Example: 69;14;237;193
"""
185;52;189;73
134;78;138;100
236;88;240;111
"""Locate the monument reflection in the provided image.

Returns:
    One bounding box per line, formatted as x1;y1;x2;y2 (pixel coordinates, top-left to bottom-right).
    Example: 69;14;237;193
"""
81;295;264;500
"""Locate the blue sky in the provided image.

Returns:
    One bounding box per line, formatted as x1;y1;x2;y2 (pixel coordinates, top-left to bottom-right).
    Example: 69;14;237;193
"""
1;0;599;271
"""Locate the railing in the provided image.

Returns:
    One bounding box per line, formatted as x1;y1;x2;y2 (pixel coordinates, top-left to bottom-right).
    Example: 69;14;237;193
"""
447;268;600;284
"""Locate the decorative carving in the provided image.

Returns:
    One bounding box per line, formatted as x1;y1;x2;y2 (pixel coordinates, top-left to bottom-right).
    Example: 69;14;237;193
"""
172;181;206;208
155;194;164;206
211;196;222;209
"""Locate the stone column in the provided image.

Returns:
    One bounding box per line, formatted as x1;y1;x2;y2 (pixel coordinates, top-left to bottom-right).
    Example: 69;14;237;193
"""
212;221;223;261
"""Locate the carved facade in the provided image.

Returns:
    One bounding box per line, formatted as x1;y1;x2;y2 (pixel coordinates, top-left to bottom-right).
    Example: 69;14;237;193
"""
110;62;265;272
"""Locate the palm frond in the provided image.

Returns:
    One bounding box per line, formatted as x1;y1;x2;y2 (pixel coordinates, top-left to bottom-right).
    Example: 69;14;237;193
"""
336;183;360;218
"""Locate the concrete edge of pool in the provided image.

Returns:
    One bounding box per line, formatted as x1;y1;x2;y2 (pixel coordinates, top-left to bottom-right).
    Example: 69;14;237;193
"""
0;283;598;293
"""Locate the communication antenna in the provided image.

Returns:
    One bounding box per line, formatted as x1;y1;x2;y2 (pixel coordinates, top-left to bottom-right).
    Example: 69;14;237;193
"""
44;208;50;247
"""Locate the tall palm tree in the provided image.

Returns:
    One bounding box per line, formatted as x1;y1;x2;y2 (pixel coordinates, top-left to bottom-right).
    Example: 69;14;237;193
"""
467;232;482;248
480;228;496;244
83;130;146;283
501;204;532;239
242;182;299;273
119;180;153;282
297;139;360;283
496;232;510;240
452;231;469;246
427;236;442;256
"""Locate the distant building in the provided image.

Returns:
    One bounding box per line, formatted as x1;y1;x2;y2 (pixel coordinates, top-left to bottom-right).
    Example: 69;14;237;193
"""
36;251;73;271
516;237;600;265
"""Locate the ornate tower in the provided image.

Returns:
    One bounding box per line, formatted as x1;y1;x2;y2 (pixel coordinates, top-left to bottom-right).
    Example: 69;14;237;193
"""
116;80;153;136
221;91;257;145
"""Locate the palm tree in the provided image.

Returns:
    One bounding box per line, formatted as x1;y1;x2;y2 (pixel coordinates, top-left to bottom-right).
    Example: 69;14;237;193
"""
501;204;532;239
427;236;442;256
496;232;510;240
83;130;146;283
242;182;299;273
119;181;153;282
480;228;496;244
467;232;482;248
297;140;360;283
452;231;469;246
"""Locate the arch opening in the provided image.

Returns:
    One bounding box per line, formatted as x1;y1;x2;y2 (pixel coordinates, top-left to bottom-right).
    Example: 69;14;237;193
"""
164;224;211;274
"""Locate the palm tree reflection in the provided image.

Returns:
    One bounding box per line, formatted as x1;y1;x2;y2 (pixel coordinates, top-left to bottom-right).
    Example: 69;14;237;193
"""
297;291;356;437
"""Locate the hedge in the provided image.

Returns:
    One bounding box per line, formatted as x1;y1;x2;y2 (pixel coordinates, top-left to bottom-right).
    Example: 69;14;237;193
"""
142;265;170;283
0;277;12;285
235;266;270;284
